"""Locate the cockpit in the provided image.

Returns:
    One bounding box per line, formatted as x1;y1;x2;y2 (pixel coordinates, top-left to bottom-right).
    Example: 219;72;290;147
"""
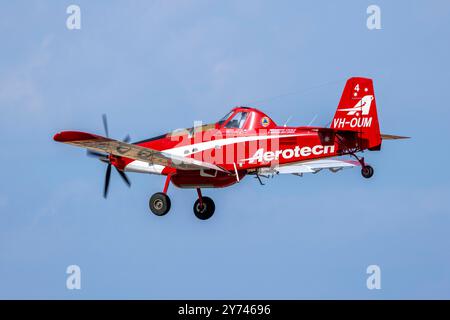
168;107;276;138
223;111;249;129
217;111;233;126
217;110;249;129
216;107;276;130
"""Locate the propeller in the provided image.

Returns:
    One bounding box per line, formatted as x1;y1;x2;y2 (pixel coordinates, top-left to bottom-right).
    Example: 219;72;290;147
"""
102;114;109;138
104;163;112;198
122;134;131;143
87;114;132;198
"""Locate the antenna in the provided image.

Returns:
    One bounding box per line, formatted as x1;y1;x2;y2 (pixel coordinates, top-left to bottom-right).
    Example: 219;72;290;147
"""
241;78;346;107
283;115;293;127
307;114;318;126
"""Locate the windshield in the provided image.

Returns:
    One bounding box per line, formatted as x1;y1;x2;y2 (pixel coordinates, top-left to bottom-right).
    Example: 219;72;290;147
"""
217;111;233;125
225;112;248;129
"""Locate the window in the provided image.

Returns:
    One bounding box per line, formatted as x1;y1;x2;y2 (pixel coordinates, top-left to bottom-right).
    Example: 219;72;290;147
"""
225;112;248;129
217;111;233;125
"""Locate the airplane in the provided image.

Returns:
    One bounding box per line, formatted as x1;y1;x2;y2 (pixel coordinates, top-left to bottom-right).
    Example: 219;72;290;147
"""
53;77;409;220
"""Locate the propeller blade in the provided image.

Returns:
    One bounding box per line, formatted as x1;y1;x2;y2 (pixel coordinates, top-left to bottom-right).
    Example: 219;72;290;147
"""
102;114;109;138
104;164;112;198
115;167;131;187
122;134;131;143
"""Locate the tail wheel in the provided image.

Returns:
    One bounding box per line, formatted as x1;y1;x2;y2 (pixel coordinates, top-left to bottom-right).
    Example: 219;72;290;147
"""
149;192;171;216
361;165;374;179
193;196;215;220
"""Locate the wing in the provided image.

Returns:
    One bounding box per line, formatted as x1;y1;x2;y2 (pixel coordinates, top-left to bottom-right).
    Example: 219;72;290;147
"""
261;158;359;176
53;131;227;172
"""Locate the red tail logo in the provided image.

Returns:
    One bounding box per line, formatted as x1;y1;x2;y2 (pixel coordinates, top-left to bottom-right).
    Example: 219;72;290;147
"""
337;95;374;116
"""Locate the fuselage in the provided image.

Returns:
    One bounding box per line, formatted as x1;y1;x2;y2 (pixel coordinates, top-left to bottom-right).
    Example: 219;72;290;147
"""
113;107;350;188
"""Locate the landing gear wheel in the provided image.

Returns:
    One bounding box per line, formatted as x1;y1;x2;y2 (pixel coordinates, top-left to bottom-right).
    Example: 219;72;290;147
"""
149;192;171;216
193;196;215;220
361;165;374;179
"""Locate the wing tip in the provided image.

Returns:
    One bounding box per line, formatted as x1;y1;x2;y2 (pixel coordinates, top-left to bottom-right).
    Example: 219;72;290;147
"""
53;132;63;142
53;131;100;142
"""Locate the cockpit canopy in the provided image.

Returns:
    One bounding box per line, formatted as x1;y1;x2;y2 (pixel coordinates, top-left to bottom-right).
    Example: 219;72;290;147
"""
169;107;277;138
216;107;276;130
224;111;248;129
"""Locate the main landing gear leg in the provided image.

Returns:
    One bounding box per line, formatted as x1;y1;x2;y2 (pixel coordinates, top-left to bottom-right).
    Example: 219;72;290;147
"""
193;188;215;220
351;153;374;179
149;174;172;216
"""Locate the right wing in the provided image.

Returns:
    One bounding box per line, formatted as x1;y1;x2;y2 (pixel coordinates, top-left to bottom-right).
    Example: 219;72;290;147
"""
53;131;228;172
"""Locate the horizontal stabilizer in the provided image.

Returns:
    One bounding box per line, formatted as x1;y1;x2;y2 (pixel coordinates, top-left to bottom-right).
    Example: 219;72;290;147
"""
381;134;410;140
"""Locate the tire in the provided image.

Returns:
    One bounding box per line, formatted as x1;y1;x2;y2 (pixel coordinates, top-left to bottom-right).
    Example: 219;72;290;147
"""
149;192;171;216
361;165;374;179
193;196;215;220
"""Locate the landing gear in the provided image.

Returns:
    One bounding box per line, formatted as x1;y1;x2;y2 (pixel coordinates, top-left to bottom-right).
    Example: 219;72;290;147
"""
361;165;374;179
149;192;171;216
148;176;216;219
193;188;215;220
349;153;375;179
193;197;215;220
149;174;172;216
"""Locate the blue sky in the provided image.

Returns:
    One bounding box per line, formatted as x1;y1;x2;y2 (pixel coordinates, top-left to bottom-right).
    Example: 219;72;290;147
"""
1;0;449;299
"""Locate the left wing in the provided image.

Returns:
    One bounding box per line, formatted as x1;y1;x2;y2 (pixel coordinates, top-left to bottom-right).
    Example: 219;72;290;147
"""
259;158;359;176
53;131;228;172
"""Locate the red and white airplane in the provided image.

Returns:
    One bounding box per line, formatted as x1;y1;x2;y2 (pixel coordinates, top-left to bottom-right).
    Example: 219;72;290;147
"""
54;77;408;220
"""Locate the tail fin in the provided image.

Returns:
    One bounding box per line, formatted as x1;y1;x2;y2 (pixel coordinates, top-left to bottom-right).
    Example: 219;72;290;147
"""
331;77;381;149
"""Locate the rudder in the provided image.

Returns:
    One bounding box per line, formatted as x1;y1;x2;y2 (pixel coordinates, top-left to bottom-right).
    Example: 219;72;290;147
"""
331;77;381;149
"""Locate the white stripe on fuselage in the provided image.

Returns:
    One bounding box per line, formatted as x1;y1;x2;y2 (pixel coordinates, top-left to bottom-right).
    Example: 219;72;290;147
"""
125;133;305;174
163;134;305;156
